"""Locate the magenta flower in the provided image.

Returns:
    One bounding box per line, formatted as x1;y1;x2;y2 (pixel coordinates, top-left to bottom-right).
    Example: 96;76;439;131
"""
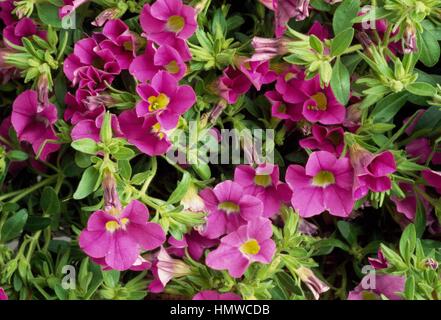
234;164;292;217
193;290;242;300
199;180;263;239
95;19;137;69
0;287;7;300
239;60;276;91
307;21;331;40
206;217;276;278
79;200;166;271
348;275;405;300
265;90;303;121
275;0;311;36
92;255;152;271
286;151;354;217
286;75;346;125
3;18;46;47
350;147;396;199
129;43;187;82
368;249;388;270
0;0;15;26
406;138;441;165
422;170;441;194
140;0;197;45
63;38;119;83
135;71;196;130
11;90;60;161
391;183;431;222
119;109;171;156
219;66;252;104
64;91;106;125
71;113;122;142
299;125;345;156
168;230;218;260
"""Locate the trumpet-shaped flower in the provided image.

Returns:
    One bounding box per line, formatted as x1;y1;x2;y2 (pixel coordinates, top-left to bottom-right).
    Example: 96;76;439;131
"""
140;0;197;45
199;180;263;239
234;163;292;217
79;200;166;271
11;90;60;161
135;71;196;130
206;217;276;278
286;151;354;217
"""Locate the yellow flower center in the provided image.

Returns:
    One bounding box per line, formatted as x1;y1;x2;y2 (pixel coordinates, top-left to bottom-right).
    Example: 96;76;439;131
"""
218;201;240;214
309;92;328;111
105;218;130;233
254;174;272;187
105;221;120;233
167;15;185;33
148;93;170;112
312;170;335;187
240;239;260;255
284;72;296;82
165;60;179;74
151;122;165;139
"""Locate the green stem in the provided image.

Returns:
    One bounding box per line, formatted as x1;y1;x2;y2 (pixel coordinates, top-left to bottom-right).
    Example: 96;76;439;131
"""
0;175;57;203
140;157;157;194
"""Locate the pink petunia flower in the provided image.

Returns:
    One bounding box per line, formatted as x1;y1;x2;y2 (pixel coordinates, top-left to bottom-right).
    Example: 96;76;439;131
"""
71;113;122;142
286;151;354;217
368;249;388;270
250;36;289;61
239;60;277;91
199;180;263;239
349;146;396;200
390;183;431;222
79;200;166;271
0;287;8;300
92;255;152;271
11;90;60;161
119;109;172;156
422;170;441;194
135;71;196;130
285;75;346;125
218;66;252;104
129;43;187;82
299;125;345;156
234;163;292;217
140;0;197;45
265;90;303;121
193;290;242;300
206;217;276;278
0;0;15;26
168;230;218;260
348;275;405;300
3;18;46;47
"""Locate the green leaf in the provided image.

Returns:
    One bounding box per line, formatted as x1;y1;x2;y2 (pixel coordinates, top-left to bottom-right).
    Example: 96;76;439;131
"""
41;186;60;215
71;138;99;155
413;106;441;133
309;35;324;54
6;150;28;161
371;92;408;123
418;28;440;67
73;166;101;200
404;275;415;300
25;216;52;232
331;28;354;57
36;3;62;28
112;147;135;160
399;224;416;263
333;0;360;34
118;160;132;181
1;209;28;242
406;82;436;97
102;270;120;288
337;221;358;246
167;172;191;204
330;58;350;105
